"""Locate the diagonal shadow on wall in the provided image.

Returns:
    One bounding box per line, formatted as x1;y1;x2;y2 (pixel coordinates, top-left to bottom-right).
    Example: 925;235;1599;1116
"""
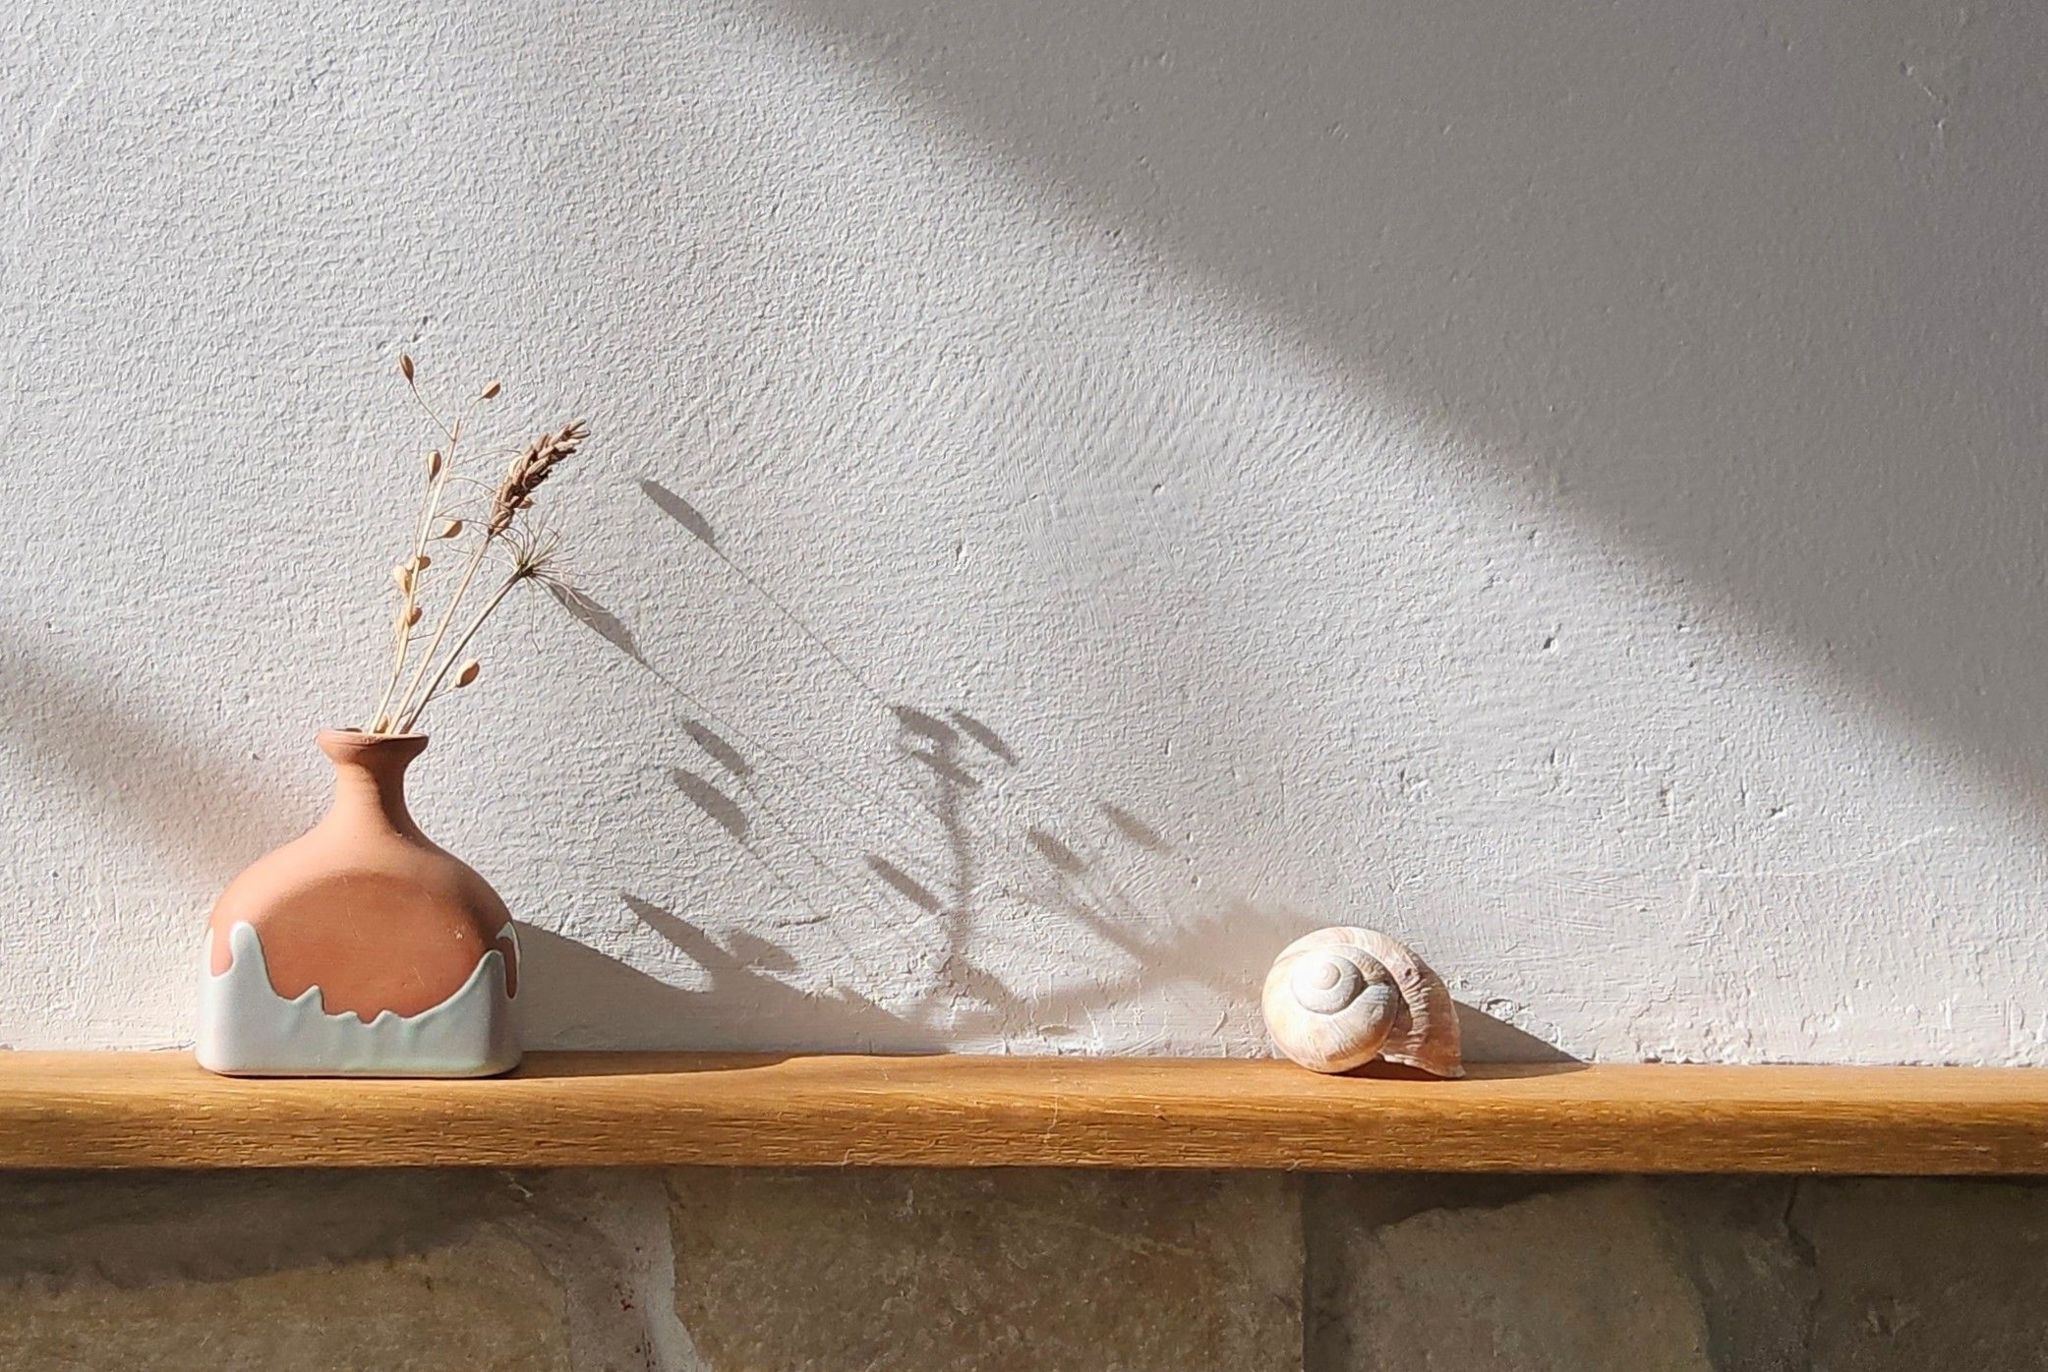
537;541;1577;1059
752;0;2048;815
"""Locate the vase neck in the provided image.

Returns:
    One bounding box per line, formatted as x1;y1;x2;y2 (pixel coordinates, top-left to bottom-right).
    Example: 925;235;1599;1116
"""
316;729;427;837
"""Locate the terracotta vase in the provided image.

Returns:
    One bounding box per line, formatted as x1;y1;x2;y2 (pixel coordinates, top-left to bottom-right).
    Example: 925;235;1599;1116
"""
197;729;521;1077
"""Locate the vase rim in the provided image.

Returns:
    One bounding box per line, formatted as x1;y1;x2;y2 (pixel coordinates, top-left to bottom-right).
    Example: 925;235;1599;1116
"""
318;727;430;751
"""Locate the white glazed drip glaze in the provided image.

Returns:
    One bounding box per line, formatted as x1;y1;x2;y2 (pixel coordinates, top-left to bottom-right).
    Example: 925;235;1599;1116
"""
197;921;520;1078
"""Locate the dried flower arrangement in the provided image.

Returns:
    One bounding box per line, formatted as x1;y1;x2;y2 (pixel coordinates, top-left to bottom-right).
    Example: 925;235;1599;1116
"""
194;351;587;1078
365;353;588;734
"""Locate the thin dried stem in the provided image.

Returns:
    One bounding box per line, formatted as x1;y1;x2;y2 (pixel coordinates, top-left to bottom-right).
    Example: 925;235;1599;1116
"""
399;531;562;730
370;398;488;731
398;575;517;730
391;527;494;727
368;362;504;733
390;422;585;728
400;356;458;446
370;456;447;727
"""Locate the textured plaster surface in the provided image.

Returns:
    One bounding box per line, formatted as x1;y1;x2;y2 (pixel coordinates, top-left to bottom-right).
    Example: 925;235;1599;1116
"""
3;1;2046;1062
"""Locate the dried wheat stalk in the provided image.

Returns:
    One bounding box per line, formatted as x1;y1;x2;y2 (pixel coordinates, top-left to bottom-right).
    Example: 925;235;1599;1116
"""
490;422;587;533
366;355;587;734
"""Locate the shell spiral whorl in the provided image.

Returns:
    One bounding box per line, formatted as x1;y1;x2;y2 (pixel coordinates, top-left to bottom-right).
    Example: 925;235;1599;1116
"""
1291;952;1366;1014
1262;927;1463;1077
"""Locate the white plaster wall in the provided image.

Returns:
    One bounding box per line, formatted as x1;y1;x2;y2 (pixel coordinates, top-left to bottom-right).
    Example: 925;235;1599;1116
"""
2;0;2044;1062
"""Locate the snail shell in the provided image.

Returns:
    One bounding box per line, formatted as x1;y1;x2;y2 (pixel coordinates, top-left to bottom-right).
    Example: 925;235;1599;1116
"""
1262;927;1462;1077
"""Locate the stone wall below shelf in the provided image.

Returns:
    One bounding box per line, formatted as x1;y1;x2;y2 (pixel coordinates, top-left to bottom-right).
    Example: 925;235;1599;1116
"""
2;1168;2043;1370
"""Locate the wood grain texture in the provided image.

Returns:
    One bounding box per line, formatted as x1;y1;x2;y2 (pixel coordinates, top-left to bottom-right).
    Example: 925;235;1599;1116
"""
2;1052;2045;1173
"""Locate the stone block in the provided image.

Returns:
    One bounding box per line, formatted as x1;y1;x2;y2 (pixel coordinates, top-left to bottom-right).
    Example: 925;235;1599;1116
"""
0;1170;665;1371
1797;1177;2048;1370
666;1168;1302;1371
1305;1175;1814;1371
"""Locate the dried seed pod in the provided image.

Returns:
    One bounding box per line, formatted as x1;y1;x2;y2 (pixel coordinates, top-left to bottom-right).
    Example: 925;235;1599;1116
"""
369;714;391;733
391;564;413;593
426;450;443;479
479;380;502;400
399;353;415;382
412;554;432;571
402;604;422;627
454;660;481;688
437;519;463;539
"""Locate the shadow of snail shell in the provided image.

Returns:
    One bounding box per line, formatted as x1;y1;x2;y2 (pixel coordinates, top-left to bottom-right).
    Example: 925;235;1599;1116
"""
1262;927;1462;1077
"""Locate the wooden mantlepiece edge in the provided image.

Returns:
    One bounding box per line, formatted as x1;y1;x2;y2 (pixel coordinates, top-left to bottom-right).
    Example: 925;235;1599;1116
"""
1;1052;2043;1173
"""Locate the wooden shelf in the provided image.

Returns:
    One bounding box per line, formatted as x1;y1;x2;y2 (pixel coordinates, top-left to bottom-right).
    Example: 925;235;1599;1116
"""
2;1052;2044;1173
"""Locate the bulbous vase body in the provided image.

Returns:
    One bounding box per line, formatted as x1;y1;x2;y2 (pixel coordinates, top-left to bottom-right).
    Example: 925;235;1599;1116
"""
197;730;521;1077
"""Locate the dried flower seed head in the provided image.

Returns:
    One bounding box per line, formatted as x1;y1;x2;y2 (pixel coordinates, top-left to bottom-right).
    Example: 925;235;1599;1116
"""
437;519;464;539
488;419;588;533
412;553;432;572
426;449;443;479
399;353;415;383
370;714;391;733
392;564;413;593
479;380;503;400
506;522;566;583
455;660;481;688
402;604;422;627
